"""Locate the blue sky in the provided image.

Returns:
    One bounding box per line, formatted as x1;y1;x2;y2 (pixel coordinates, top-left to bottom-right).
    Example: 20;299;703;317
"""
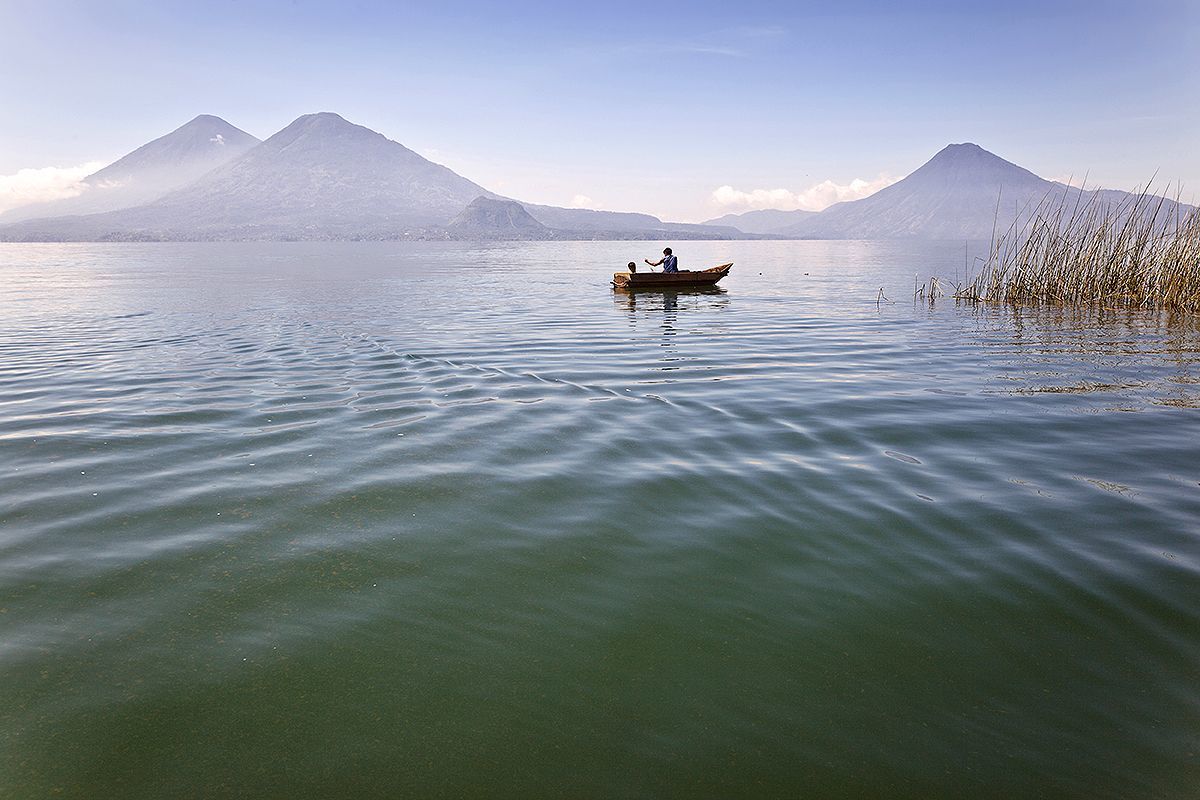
1;0;1197;221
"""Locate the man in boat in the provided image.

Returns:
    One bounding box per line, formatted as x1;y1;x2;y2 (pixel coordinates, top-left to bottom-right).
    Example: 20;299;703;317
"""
645;247;679;273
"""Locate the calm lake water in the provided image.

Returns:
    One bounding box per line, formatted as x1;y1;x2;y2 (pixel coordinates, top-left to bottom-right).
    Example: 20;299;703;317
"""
1;240;1197;798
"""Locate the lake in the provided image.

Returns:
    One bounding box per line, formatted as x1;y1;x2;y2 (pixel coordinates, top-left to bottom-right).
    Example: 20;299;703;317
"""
1;240;1197;798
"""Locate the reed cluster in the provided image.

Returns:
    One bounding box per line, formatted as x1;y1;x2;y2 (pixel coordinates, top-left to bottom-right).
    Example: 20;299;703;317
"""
933;186;1200;310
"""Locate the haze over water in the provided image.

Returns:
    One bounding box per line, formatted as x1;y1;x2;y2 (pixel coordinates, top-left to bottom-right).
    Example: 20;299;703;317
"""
1;240;1197;798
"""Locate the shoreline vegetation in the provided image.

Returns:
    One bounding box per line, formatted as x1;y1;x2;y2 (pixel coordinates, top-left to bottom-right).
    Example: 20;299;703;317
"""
919;184;1200;311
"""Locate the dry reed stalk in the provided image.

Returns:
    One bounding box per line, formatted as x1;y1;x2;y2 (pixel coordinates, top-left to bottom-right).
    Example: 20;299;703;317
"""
951;183;1200;311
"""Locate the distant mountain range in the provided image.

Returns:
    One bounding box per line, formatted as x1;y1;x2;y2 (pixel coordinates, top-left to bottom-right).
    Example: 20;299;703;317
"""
0;114;1189;242
703;208;816;235
727;143;1056;239
81;112;496;239
706;143;1193;240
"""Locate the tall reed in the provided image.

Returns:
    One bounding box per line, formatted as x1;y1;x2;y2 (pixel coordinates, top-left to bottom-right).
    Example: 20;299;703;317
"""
952;185;1200;310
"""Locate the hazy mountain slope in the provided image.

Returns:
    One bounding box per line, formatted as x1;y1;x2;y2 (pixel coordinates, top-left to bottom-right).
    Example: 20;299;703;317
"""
1;113;494;240
18;128;1167;243
779;143;1054;239
702;208;816;234
0;112;761;241
0;115;259;222
122;112;495;235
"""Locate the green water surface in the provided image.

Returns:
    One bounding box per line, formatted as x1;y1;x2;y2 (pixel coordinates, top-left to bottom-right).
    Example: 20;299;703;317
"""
1;241;1197;798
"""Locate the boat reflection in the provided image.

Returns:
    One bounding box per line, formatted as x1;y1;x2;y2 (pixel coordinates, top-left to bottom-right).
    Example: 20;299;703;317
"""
612;286;731;347
612;285;728;311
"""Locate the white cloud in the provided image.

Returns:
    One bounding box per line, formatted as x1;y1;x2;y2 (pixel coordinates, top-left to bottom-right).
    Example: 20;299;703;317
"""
0;161;106;214
710;174;902;213
210;133;226;146
569;194;595;208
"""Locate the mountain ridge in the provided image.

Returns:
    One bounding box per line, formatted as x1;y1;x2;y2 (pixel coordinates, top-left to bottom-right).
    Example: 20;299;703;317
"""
133;111;495;233
0;115;259;223
0;112;747;241
0;125;1187;242
703;208;817;234
711;143;1192;241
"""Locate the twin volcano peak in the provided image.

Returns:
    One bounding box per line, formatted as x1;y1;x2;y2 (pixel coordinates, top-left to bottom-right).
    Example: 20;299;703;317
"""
115;109;491;233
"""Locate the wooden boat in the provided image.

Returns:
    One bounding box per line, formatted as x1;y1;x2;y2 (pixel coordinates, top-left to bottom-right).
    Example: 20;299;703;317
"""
612;263;732;289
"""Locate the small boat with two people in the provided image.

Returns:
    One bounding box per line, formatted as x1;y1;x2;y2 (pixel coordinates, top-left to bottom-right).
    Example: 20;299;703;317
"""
612;263;733;288
612;247;732;289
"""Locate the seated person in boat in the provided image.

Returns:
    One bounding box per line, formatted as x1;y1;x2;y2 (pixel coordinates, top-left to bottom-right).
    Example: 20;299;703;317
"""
645;247;679;273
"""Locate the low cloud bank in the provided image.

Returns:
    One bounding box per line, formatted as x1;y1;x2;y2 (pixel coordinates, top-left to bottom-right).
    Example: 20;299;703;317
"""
711;174;900;213
0;162;106;214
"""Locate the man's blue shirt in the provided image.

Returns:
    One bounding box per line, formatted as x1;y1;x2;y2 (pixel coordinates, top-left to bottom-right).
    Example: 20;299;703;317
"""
662;254;678;272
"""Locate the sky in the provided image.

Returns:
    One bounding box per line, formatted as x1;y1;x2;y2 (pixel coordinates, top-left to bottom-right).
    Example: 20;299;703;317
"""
1;0;1197;222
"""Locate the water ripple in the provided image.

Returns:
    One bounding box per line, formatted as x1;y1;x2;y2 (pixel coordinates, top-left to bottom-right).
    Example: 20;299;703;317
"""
0;241;1197;798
